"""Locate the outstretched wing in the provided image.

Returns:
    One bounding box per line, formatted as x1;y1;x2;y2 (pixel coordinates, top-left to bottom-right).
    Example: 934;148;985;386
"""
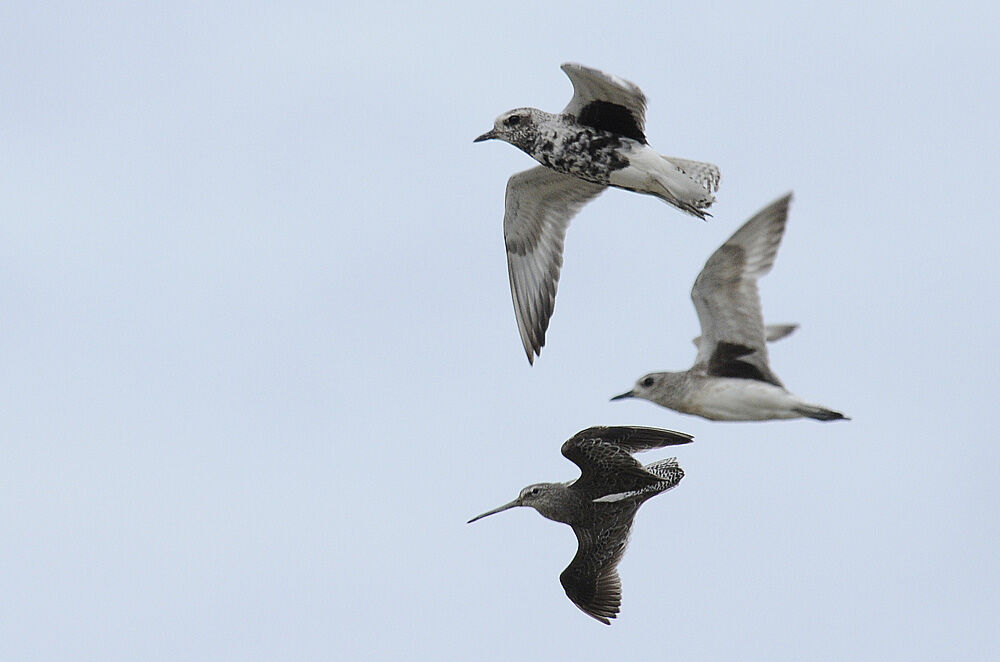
504;167;605;364
693;322;798;350
561;63;647;143
763;323;798;343
560;508;637;625
561;427;693;494
691;193;792;386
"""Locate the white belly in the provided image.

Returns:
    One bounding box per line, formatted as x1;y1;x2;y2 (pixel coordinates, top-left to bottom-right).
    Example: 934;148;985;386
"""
609;145;710;203
684;378;803;421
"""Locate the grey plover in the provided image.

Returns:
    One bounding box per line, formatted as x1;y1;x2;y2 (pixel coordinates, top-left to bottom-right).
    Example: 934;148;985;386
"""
611;193;849;422
468;426;691;624
475;63;720;364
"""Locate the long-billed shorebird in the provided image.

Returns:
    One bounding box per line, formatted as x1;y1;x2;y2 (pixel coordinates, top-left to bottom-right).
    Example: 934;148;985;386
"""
611;193;849;422
468;426;692;624
474;63;720;364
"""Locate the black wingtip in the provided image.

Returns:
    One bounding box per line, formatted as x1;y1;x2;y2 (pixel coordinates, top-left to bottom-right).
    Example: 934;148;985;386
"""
634;427;694;446
608;426;694;448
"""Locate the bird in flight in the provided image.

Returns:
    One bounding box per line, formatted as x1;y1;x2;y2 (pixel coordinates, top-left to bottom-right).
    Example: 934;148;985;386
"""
468;426;692;624
611;193;849;422
475;63;720;364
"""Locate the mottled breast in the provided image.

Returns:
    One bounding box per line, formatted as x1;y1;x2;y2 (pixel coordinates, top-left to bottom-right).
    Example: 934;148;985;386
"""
532;125;631;184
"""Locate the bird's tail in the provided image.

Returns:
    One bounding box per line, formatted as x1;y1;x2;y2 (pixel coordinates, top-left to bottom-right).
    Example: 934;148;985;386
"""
794;404;850;421
642;458;685;490
592;458;685;504
650;156;720;219
648;179;713;219
661;156;721;196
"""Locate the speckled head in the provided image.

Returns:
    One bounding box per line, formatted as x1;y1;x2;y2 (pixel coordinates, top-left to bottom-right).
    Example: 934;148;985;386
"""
473;107;547;151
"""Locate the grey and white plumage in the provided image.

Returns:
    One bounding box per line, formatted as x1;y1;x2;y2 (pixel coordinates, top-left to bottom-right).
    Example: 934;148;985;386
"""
475;63;721;364
467;426;691;625
612;193;849;422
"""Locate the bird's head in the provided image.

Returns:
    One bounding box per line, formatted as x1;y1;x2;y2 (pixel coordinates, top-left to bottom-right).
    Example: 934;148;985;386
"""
611;372;674;403
474;108;544;150
467;482;558;523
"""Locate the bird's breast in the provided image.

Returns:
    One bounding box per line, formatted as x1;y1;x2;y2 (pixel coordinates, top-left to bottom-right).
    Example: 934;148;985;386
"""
531;126;630;184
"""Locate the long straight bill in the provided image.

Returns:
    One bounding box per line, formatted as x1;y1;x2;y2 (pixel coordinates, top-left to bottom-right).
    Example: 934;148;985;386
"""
467;499;520;524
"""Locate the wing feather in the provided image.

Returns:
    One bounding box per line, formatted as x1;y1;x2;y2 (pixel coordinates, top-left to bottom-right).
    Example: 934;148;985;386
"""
561;63;647;143
691;193;793;385
561;427;692;493
504;167;605;363
560;510;636;625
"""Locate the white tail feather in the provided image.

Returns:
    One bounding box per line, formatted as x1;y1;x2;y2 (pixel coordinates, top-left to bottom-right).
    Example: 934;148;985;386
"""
662;156;721;194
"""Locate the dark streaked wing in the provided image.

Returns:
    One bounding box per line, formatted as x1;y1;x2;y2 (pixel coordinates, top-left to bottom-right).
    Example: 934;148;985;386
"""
561;427;693;493
560;63;647;143
560;510;636;625
504;166;605;363
691;193;793;385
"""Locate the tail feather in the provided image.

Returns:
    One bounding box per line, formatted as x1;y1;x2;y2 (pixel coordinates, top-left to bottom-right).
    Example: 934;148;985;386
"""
649;172;714;220
795;405;850;422
661;156;721;194
643;458;685;488
593;458;684;504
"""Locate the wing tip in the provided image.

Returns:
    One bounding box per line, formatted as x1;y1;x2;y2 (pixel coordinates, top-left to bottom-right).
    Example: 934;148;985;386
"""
629;426;695;447
523;343;541;365
569;426;695;449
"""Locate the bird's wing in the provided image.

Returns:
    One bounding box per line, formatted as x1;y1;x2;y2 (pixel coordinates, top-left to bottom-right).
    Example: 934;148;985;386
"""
764;323;798;342
560;508;637;625
692;322;798;349
504;166;606;364
560;63;647;143
561;427;693;494
593;457;686;504
691;193;792;386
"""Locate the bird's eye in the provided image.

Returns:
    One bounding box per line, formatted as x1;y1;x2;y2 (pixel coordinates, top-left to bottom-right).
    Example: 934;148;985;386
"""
642;377;655;388
504;115;521;127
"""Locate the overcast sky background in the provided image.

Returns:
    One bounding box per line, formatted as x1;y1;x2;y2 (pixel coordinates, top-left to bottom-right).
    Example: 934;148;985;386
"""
2;2;998;660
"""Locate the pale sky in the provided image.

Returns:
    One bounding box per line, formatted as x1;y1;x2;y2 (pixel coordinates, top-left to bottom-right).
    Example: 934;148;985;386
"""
2;2;998;660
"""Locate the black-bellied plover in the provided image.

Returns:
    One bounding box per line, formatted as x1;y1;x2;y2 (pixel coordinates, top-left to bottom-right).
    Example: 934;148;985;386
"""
468;426;691;624
474;63;720;364
611;193;849;422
